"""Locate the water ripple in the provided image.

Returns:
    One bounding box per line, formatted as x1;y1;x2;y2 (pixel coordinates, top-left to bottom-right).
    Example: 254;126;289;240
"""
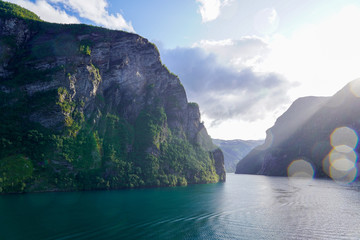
1;174;360;240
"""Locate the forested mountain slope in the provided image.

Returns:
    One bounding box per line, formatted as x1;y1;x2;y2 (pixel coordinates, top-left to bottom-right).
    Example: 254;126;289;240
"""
0;1;225;193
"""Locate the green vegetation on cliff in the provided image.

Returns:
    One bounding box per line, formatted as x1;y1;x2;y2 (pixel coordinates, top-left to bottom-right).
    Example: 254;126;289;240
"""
0;99;220;192
0;1;224;193
0;1;41;21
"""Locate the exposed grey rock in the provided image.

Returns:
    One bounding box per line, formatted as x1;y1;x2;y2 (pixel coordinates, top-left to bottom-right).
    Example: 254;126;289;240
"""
212;148;226;182
0;15;226;182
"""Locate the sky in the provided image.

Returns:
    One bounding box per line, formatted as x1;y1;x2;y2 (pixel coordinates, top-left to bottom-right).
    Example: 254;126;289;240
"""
6;0;360;140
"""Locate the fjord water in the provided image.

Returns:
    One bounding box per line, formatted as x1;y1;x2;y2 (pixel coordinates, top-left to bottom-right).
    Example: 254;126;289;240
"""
1;174;360;240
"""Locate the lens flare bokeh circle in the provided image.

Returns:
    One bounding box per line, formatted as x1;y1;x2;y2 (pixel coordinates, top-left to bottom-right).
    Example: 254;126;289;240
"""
288;159;314;179
323;126;359;184
330;127;358;151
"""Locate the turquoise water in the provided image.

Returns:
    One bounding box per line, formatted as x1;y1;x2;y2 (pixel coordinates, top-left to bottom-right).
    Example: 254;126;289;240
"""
1;174;360;240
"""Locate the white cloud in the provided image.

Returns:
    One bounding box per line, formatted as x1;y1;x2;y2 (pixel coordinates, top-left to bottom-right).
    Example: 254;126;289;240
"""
203;114;282;140
188;4;360;139
49;0;134;32
160;43;293;140
6;0;79;24
253;8;279;35
193;37;270;69
260;5;360;100
201;4;360;139
5;0;134;32
196;0;232;23
158;33;297;140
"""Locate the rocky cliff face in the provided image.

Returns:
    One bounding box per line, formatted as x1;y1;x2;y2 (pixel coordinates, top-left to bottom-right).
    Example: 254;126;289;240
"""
0;2;225;193
236;79;360;182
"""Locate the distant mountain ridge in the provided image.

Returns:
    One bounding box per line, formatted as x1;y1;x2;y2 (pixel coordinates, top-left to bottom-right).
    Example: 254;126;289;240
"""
236;79;360;182
213;139;263;172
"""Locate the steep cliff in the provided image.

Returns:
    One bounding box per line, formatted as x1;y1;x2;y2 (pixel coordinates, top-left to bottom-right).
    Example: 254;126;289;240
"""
236;79;360;182
0;1;225;193
236;96;329;175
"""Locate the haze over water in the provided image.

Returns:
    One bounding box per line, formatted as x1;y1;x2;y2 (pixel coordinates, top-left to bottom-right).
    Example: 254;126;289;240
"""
1;174;360;240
